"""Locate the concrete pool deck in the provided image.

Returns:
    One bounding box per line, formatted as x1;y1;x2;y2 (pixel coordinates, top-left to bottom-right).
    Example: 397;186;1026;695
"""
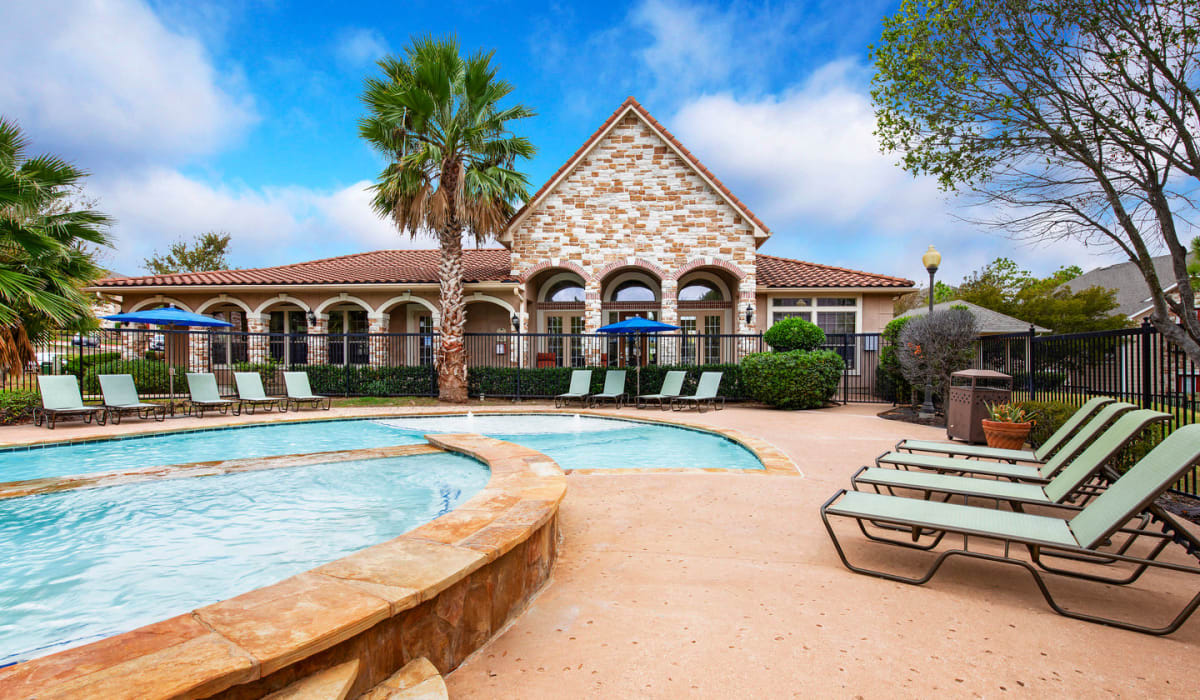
3;403;1198;697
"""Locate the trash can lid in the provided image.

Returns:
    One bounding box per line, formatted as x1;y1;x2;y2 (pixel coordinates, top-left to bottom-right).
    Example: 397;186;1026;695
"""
950;369;1011;379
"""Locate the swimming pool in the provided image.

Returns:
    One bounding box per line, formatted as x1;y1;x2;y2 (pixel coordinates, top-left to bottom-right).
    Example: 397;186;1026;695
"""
0;414;763;483
0;451;488;664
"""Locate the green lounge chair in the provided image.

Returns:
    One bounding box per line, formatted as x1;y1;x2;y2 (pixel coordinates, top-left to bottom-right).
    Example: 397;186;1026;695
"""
894;396;1115;463
98;374;166;424
283;371;330;411
233;371;287;414
33;375;106;429
875;402;1137;482
590;370;627;408
822;424;1200;635
637;370;686;410
185;372;239;417
555;370;592;409
853;408;1171;509
670;371;724;413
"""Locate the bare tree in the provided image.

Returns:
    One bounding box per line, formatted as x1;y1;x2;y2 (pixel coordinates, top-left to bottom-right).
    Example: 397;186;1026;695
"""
873;0;1200;361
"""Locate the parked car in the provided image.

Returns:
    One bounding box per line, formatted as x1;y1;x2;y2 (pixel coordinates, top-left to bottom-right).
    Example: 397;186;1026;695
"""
70;334;98;347
149;334;165;352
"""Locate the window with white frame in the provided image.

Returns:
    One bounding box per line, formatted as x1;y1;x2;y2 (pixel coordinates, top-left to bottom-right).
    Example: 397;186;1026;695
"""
770;296;861;369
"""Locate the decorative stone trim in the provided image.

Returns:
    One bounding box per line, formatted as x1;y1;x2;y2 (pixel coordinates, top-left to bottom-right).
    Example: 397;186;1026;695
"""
517;260;592;284
594;257;668;282
0;435;565;699
672;257;748;281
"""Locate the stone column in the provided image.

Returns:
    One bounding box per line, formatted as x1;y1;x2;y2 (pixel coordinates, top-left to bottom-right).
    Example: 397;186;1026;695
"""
368;313;390;367
188;332;210;372
308;313;329;365
659;279;679;364
584;284;603;366
246;313;268;363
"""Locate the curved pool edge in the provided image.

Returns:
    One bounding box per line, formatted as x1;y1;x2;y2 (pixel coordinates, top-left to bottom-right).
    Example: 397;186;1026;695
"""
0;433;566;700
0;408;799;482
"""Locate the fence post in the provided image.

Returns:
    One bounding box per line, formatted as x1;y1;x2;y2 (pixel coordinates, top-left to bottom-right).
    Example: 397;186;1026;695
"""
1025;325;1035;401
1141;317;1153;407
841;333;850;404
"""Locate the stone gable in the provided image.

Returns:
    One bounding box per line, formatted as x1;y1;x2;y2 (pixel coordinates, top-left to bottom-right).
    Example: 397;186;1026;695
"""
508;112;758;309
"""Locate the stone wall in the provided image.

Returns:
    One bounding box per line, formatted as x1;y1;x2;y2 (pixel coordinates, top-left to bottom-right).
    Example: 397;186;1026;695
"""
509;113;759;333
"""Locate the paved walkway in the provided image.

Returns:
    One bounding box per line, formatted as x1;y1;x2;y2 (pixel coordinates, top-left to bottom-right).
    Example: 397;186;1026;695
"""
5;403;1198;697
445;404;1200;699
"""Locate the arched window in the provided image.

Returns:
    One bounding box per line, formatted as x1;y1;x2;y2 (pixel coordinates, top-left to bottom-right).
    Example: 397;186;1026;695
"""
612;280;656;302
678;281;724;302
545;280;585;302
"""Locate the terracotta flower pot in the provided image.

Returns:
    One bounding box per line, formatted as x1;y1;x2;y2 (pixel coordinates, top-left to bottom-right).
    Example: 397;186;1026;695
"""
981;420;1033;450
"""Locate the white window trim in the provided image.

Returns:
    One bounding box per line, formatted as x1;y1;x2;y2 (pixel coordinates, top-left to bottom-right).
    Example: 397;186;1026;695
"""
770;294;864;374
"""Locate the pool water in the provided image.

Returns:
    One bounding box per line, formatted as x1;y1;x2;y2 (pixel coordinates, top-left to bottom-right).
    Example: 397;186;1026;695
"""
0;452;487;664
0;415;763;483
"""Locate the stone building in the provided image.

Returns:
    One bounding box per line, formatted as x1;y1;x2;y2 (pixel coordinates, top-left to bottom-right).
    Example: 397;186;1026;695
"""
90;98;913;370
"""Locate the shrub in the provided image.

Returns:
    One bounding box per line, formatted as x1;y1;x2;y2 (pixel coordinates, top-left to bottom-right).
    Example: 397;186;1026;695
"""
300;364;435;396
0;389;39;424
1009;370;1067;392
763;317;825;352
897;308;977;406
466;364;744;399
1020;398;1163;471
876;316;913;403
740;350;844;409
64;352;121;376
81;359;187;395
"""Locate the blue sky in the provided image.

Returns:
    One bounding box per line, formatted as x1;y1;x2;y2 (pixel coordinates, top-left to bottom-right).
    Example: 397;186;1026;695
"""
1;0;1124;283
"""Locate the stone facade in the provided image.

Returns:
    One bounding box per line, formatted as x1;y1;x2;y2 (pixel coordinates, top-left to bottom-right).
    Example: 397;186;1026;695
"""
509;112;760;334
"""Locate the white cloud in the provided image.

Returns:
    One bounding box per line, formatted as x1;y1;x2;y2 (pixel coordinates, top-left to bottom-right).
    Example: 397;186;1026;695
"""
669;60;1126;282
91;171;441;275
333;28;390;69
0;0;255;168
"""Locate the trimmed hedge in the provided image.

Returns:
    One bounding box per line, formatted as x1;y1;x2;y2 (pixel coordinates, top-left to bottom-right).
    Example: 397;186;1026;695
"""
64;352;121;376
763;317;825;352
0;389;40;424
299;364;435;396
740;349;844;409
466;364;744;399
81;359;188;395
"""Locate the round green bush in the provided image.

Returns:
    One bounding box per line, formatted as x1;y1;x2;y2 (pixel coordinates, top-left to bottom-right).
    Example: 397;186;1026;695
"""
763;317;825;352
740;349;844;409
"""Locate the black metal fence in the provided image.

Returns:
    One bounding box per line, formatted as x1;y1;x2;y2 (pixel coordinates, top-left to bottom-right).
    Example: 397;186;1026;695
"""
976;320;1200;496
9;328;891;403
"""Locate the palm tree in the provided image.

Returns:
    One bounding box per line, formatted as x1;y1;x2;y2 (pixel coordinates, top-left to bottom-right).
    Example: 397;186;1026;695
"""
359;37;535;403
0;119;111;374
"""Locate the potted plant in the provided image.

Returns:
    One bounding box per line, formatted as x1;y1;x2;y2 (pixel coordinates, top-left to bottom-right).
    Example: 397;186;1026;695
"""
981;402;1036;450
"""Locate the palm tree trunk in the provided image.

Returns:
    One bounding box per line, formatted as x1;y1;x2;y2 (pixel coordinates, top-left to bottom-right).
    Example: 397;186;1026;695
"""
437;165;469;403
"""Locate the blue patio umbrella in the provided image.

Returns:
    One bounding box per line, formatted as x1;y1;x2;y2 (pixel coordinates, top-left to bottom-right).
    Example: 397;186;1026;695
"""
102;306;233;409
597;316;681;395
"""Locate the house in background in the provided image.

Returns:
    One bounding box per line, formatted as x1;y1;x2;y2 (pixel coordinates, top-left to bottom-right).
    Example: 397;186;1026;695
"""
1061;254;1189;323
901;300;1050;335
89;97;913;369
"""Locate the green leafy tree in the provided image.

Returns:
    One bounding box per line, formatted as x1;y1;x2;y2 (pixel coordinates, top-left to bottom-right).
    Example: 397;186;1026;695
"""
0;118;111;373
956;258;1127;332
872;0;1200;363
359;36;535;402
143;232;232;274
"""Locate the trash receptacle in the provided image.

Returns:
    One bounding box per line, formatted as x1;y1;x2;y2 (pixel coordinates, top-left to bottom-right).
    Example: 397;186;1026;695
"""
946;369;1012;443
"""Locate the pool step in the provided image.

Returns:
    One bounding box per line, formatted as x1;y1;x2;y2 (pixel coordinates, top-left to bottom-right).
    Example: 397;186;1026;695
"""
356;657;448;700
265;659;360;700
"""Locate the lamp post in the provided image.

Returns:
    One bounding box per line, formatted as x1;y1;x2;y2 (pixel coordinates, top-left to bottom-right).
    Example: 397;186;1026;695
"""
511;313;521;402
919;245;941;418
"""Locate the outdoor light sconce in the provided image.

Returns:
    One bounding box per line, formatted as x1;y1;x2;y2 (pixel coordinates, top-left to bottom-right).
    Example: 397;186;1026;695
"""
745;303;754;327
510;313;520;332
306;310;317;326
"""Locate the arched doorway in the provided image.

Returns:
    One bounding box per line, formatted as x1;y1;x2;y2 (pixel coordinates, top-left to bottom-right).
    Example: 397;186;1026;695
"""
601;269;662;366
677;269;736;364
530;271;587;367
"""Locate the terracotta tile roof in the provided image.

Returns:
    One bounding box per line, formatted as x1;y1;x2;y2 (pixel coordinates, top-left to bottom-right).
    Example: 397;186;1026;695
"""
502;96;772;240
92;249;517;287
93;249;912;290
754;254;914;288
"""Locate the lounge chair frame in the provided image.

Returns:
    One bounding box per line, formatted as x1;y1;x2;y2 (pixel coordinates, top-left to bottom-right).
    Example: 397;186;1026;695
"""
555;370;592;409
282;371;331;411
233;371;287;415
590;370;627;409
98;374;167;424
636;370;685;410
670;371;725;413
821;490;1200;635
185;373;241;418
33;376;107;429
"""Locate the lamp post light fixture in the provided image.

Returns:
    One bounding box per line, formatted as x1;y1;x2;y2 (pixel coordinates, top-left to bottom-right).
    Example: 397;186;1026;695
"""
511;313;521;402
919;245;941;418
